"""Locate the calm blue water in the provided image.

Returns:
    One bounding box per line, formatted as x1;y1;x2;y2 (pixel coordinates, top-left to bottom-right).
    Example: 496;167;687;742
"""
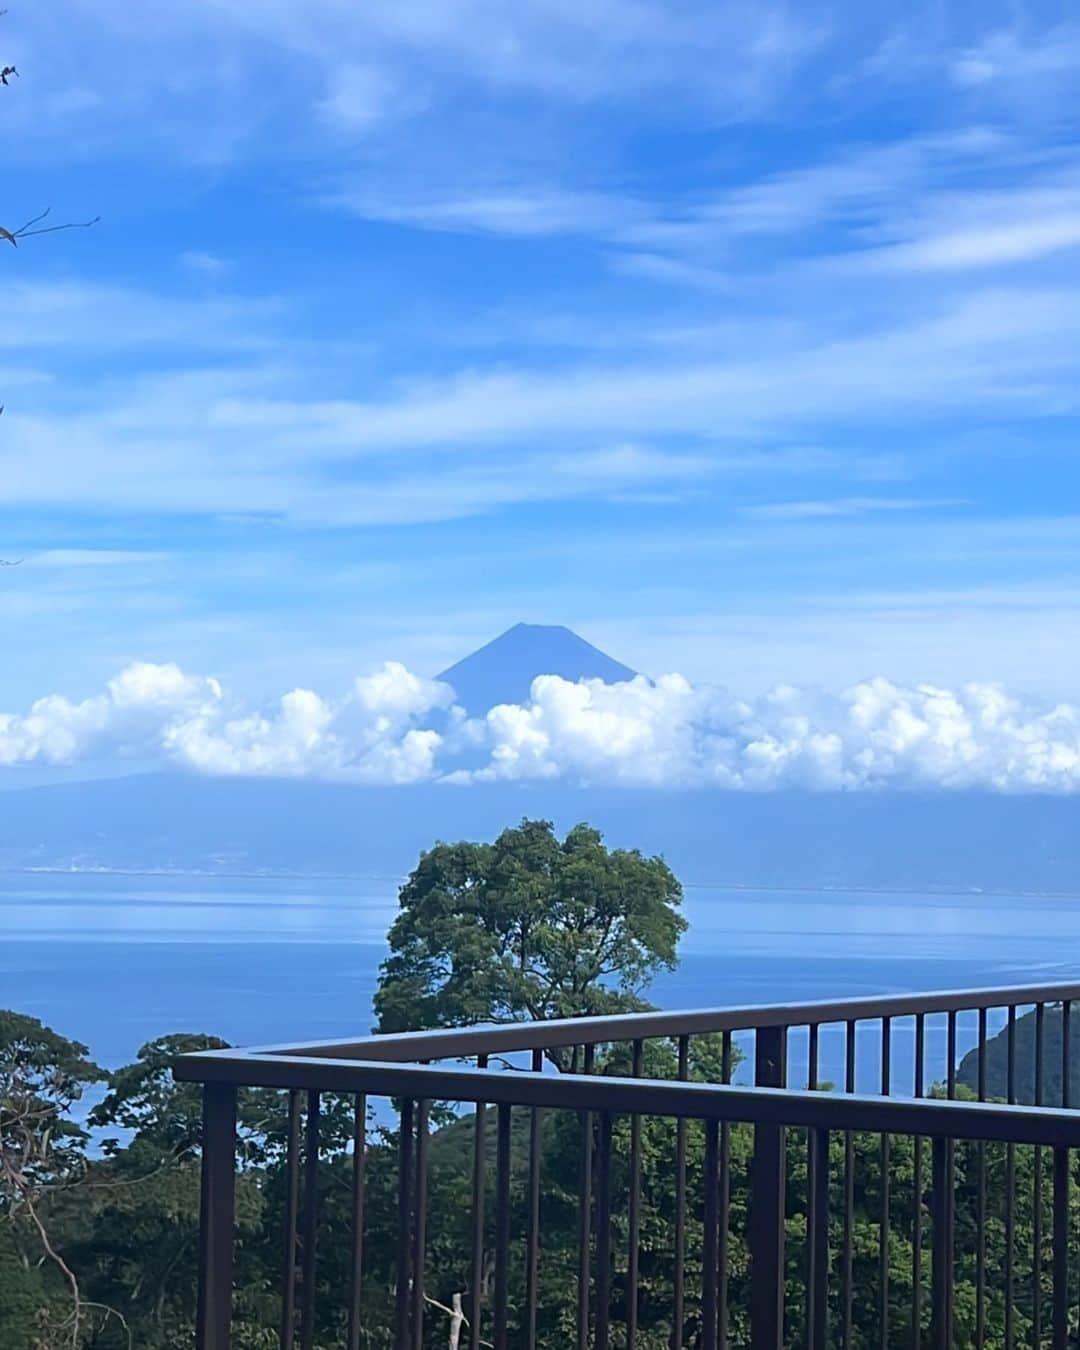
3;874;1079;1093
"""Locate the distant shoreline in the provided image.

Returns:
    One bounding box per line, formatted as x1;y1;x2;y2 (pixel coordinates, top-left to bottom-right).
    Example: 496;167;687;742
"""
2;865;1080;902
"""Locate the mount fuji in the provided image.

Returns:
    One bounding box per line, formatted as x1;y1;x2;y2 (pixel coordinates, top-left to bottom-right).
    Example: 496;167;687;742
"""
437;623;637;715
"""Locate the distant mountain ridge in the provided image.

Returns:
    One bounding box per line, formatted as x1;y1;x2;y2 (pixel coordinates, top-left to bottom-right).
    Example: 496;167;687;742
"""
437;622;637;715
4;773;1080;893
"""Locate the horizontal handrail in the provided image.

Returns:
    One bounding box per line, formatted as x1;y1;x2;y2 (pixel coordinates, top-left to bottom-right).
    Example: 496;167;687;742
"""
183;979;1080;1063
173;1051;1080;1146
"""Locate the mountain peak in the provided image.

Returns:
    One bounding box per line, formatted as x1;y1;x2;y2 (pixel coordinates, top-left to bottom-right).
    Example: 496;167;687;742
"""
437;624;637;714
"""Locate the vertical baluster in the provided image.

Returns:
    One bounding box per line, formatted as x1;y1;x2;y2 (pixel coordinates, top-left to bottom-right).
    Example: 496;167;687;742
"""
672;1035;689;1350
1053;1146;1070;1350
1060;1000;1072;1333
945;1014;958;1350
493;1103;512;1350
627;1040;644;1350
299;1091;321;1350
411;1100;430;1350
526;1048;543;1350
347;1094;367;1350
1034;1004;1046;1349
931;1136;954;1350
976;1008;988;1350
595;1112;614;1350
280;1090;301;1350
879;1017;891;1350
578;1043;595;1350
470;1057;487;1350
396;1101;415;1350
912;1015;925;1350
805;1024;821;1348
197;1082;237;1350
1006;1007;1017;1350
719;1031;733;1350
947;1010;957;1098
751;1025;788;1350
843;1020;856;1350
702;1118;721;1350
806;1126;830;1350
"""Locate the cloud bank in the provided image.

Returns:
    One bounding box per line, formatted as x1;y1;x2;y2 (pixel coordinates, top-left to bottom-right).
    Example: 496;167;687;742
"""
3;661;1080;793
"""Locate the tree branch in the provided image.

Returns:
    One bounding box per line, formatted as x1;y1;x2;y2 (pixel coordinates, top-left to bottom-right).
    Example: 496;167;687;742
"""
2;207;101;247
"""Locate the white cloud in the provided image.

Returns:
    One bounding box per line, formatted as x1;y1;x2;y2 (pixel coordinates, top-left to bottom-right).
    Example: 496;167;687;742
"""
159;661;455;781
5;659;1080;793
467;672;1080;791
0;663;221;768
0;660;453;783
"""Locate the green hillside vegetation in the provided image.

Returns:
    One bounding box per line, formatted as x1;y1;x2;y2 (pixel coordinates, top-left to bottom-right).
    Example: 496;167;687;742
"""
957;1004;1080;1106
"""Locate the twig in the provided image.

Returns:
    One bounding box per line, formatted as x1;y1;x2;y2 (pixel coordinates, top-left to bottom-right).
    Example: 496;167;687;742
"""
1;207;101;247
81;1301;134;1350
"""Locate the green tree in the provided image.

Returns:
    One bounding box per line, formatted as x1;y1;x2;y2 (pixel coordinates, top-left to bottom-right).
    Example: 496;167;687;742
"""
0;1012;102;1348
374;819;686;1044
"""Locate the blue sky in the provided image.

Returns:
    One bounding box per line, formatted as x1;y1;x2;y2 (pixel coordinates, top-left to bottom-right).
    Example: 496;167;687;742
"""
5;0;1080;724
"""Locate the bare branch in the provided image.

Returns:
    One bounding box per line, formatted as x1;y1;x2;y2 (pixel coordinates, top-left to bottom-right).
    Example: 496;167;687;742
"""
1;1149;83;1347
2;207;101;247
424;1293;493;1350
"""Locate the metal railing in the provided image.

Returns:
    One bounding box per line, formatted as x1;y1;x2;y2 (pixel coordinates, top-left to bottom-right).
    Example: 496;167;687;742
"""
176;981;1080;1349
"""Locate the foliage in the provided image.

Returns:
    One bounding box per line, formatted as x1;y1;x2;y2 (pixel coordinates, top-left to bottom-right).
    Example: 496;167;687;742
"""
375;819;686;1044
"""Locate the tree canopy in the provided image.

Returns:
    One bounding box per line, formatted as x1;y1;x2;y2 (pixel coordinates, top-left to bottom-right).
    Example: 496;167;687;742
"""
374;818;686;1038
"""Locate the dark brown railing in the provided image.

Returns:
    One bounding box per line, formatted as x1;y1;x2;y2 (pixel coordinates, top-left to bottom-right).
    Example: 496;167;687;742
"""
176;981;1080;1350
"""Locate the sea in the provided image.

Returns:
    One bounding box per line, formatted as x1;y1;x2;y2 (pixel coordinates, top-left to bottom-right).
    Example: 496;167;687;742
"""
4;873;1080;1095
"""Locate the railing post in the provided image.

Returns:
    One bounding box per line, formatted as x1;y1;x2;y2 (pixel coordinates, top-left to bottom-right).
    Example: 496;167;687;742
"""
931;1136;954;1350
196;1082;237;1350
751;1026;787;1350
806;1126;830;1350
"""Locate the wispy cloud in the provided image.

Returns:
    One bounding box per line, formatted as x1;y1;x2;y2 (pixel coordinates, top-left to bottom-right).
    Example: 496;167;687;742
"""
3;281;1077;525
316;64;423;134
747;497;964;521
950;24;1080;97
23;550;172;569
332;188;643;239
180;251;231;277
3;281;277;353
4;0;826;168
6;0;1080;724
